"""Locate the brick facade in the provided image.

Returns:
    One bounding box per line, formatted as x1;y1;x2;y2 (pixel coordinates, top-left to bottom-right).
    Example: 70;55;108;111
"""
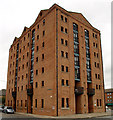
6;4;105;116
105;89;113;109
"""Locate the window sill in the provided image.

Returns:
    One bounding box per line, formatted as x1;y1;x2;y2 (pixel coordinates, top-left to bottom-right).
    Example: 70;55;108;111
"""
61;107;69;110
97;106;102;109
62;85;70;87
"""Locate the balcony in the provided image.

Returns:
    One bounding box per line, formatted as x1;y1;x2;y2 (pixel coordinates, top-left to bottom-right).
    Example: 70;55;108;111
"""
12;91;16;98
74;49;79;55
75;74;80;80
75;61;79;66
27;88;33;96
75;87;84;95
87;88;95;96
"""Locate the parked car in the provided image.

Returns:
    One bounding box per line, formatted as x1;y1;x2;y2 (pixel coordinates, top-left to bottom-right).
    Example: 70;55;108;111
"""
0;105;4;112
3;106;14;114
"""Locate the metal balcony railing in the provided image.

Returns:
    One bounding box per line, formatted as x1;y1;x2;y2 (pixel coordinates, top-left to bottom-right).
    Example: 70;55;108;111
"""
75;87;84;95
75;74;80;80
87;88;95;96
27;89;33;96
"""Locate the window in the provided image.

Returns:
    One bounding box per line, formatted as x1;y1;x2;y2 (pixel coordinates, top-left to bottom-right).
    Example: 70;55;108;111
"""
25;100;27;107
26;62;28;67
36;82;38;88
24;37;25;41
21;86;23;91
61;51;64;57
93;33;94;38
35;99;37;108
93;42;95;47
26;85;27;90
43;31;45;36
95;34;97;39
65;17;67;22
61;15;63;21
61;65;64;71
22;64;24;69
62;79;64;86
37;24;39;29
99;85;101;89
9;89;10;93
62;98;64;108
21;100;22;107
23;46;25;50
97;99;99;106
28;33;29;38
27;52;29;57
97;63;99;68
36;57;38;62
26;74;28;78
12;79;13;84
94;52;96;57
66;66;69;72
42;81;44;87
95;74;97;79
66;98;69;107
66;52;68;58
27;43;29;47
23;55;24;59
96;43;98;48
97;53;99;58
42;54;44;60
19;58;21;62
43;19;45;25
36;70;38;75
37;35;39;40
98;74;100;79
42;67;44;73
61;26;64;32
95;62;96;67
42;42;44;47
100;99;101;106
65;40;68;46
22;75;24;80
66;80;69;86
61;39;64;44
41;99;44;108
96;85;98;89
20;49;21;53
17;100;19;106
65;28;67;33
37;46;39;52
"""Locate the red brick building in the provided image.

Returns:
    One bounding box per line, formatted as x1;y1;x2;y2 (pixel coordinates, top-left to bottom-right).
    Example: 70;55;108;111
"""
105;89;113;109
6;4;105;116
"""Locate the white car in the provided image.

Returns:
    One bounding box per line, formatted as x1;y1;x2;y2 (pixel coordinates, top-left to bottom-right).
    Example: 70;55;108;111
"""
3;106;14;114
0;105;4;112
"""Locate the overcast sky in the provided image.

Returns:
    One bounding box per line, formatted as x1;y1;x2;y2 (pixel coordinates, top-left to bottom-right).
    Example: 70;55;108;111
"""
0;0;111;90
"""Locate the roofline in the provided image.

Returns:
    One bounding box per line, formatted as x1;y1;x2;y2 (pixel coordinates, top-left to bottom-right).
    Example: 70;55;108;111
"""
10;3;100;48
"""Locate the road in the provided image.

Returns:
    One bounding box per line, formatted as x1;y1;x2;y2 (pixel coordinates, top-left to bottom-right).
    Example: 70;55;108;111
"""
0;112;113;120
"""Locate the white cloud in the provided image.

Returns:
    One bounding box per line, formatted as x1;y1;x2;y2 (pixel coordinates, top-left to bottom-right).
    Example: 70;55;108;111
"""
0;0;111;90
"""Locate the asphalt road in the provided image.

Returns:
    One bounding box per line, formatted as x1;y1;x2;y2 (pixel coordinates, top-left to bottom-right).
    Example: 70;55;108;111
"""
0;112;113;120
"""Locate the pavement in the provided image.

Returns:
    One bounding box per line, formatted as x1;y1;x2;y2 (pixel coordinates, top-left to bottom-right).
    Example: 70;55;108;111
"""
15;110;112;119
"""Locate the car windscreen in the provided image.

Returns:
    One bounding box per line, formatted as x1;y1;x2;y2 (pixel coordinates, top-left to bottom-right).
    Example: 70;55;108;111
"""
7;107;12;109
